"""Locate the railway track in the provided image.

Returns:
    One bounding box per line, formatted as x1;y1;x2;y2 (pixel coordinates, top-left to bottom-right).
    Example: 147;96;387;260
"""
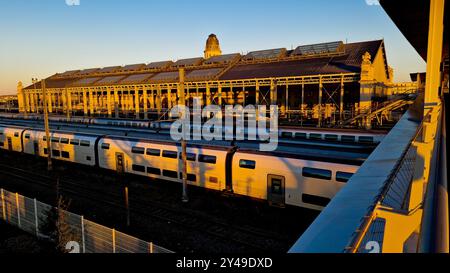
0;162;289;252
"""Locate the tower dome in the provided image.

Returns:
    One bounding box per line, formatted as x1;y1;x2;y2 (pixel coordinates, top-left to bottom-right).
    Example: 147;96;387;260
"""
204;34;222;59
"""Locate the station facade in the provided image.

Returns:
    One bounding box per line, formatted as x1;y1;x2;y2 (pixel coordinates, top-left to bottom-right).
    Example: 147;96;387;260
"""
17;34;397;126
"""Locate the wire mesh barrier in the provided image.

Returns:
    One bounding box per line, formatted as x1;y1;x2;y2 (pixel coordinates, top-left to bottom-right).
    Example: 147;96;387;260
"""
0;188;173;253
380;137;419;210
356;219;386;253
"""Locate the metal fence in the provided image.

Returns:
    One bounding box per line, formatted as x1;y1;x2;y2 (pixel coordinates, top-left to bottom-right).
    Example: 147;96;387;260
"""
0;188;173;253
347;115;423;253
345;105;444;253
288;107;426;253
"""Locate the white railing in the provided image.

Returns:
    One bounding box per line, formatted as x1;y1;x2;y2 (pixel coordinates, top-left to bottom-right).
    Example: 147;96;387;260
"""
0;188;173;254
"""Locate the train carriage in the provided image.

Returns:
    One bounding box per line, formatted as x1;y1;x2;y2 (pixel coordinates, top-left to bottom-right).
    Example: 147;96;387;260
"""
97;136;231;191
0;126;26;152
48;116;92;124
277;128;386;144
21;129;100;166
1;113;387;145
91;118;151;128
0;122;366;210
231;150;359;210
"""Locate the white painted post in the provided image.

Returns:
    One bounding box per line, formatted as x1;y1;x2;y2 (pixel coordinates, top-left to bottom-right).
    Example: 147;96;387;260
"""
15;193;21;228
1;189;6;221
112;228;116;253
81;216;86;253
34;198;39;237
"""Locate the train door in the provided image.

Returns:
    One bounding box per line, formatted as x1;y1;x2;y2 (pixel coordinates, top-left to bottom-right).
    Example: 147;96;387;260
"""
225;148;237;192
116;153;125;173
267;175;285;207
7;137;12;151
33;142;39;156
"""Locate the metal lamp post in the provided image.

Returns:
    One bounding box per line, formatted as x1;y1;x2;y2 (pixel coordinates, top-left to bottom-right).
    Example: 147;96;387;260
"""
179;68;189;203
37;78;53;171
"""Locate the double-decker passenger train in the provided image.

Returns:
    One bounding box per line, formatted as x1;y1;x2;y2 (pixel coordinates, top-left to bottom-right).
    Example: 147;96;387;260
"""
0;124;361;210
0;113;386;144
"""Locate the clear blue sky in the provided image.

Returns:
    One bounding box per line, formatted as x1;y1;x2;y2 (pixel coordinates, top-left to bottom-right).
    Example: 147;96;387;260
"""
0;0;425;95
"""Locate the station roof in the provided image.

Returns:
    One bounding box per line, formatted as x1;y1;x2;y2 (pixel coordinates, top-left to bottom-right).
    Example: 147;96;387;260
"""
220;40;383;80
24;39;386;90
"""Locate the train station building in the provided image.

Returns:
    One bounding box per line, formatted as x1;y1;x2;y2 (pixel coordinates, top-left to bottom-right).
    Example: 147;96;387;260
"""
17;34;399;126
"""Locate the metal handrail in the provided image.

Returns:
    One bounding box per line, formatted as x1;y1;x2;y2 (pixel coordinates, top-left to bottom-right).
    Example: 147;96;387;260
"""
345;103;445;253
345;119;424;252
419;101;448;253
336;95;414;127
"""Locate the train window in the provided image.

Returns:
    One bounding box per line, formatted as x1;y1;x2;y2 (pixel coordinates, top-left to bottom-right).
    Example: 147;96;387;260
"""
132;164;146;173
101;143;110;150
0;142;4;147
163;170;178;178
198;155;217;164
209;176;218;184
179;153;196;161
281;132;293;139
309;133;322;140
336;172;354;183
14;132;19;137
70;139;80;146
132;147;145;154
146;148;161;157
325;134;338;141
51;137;60;143
60;138;69;144
25;134;31;139
271;178;283;195
239;159;256;169
341;135;356;143
302;167;332;180
86;156;92;161
80;140;91;147
180;173;197;182
359;136;374;143
147;167;161;175
61;151;70;159
43;136;47;141
162;150;178;159
302;194;330;207
187;173;197;182
295;133;307;139
52;150;61;157
43;148;48;155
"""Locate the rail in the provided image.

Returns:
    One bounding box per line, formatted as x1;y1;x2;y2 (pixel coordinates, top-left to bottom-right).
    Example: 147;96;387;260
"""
419;99;448;253
345;111;429;253
0;188;173;253
289;96;447;253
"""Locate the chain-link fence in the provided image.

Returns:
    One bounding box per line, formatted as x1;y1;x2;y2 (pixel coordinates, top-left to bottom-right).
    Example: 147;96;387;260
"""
0;188;173;253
